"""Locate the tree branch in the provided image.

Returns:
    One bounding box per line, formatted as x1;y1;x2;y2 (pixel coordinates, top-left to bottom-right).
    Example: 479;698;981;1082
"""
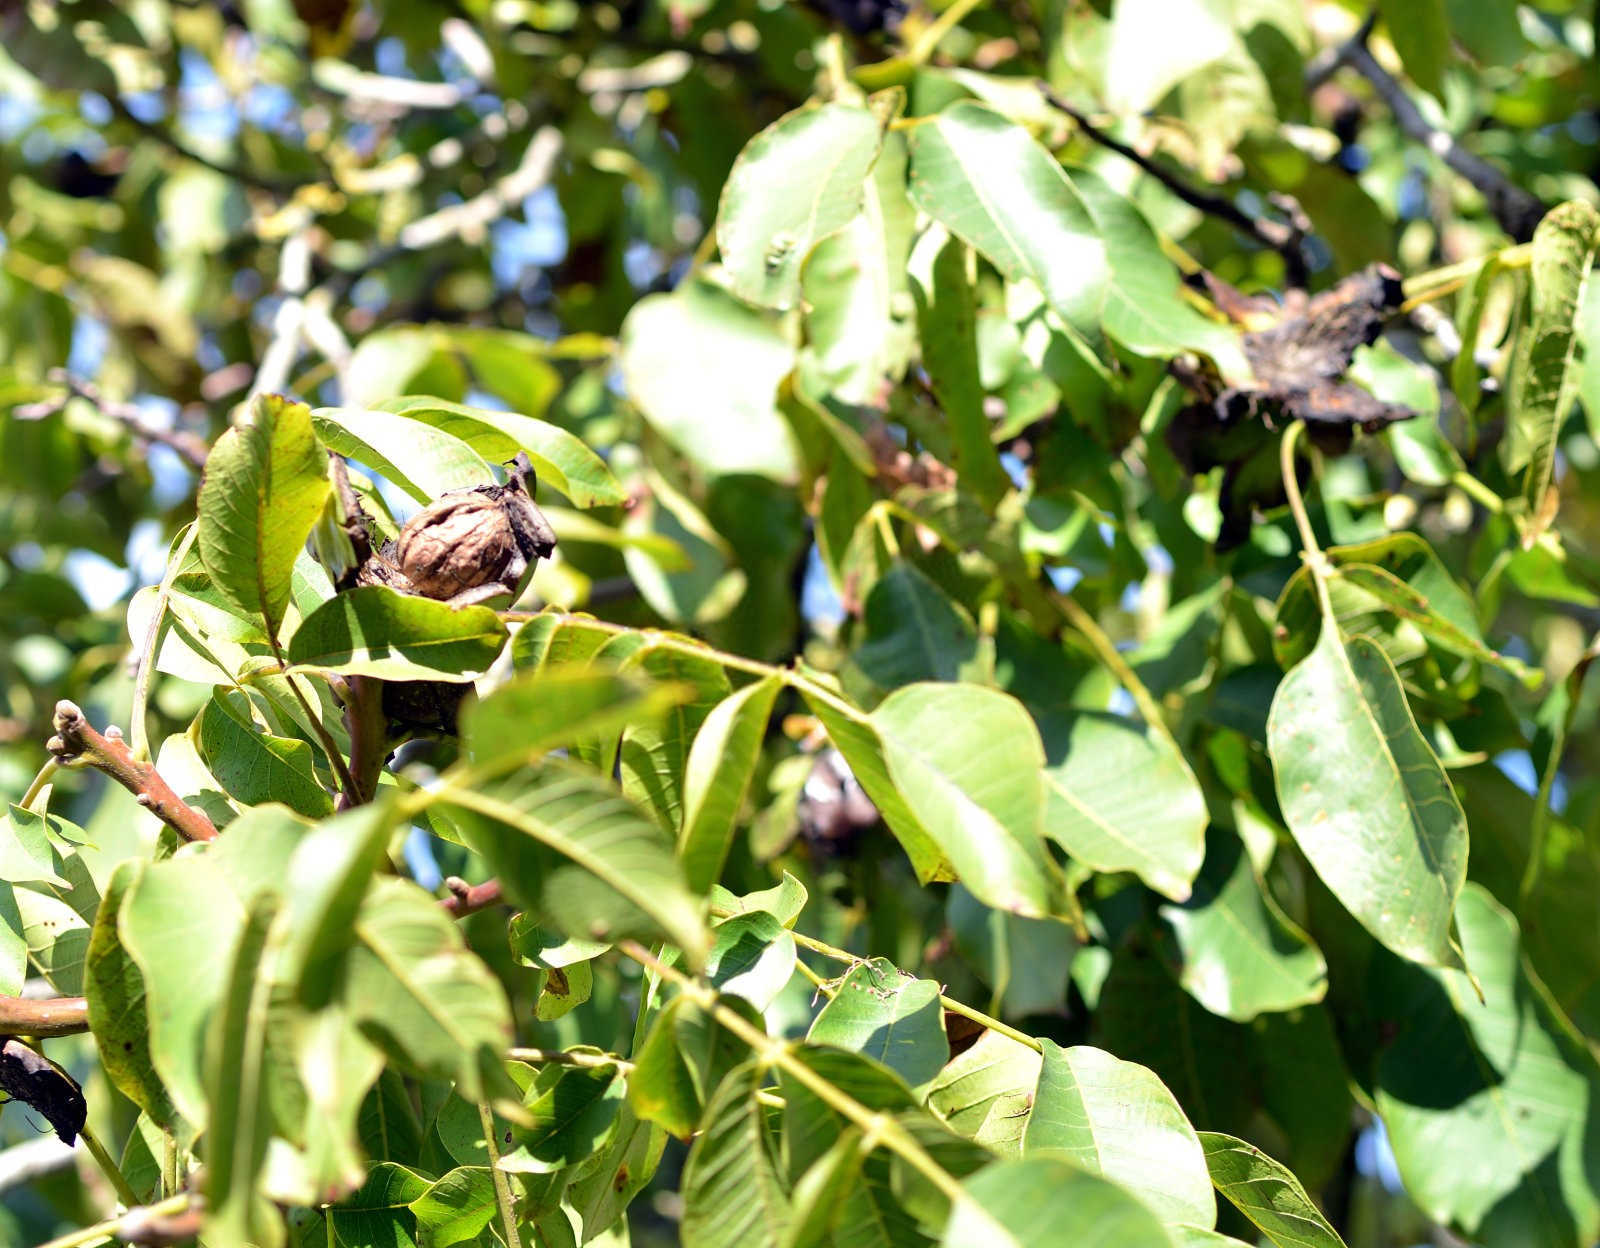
1312;20;1546;241
108;96;303;194
15;372;209;471
46;701;218;843
1037;81;1310;287
0;994;89;1038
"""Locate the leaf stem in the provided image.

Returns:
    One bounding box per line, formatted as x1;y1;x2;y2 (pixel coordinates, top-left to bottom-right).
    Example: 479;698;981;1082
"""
478;1100;524;1248
904;0;986;65
79;1122;140;1209
130;524;199;763
1279;421;1335;623
1399;243;1532;309
1048;591;1176;751
19;759;58;812
616;940;969;1205
507;1046;635;1073
780;924;1044;1053
266;637;361;805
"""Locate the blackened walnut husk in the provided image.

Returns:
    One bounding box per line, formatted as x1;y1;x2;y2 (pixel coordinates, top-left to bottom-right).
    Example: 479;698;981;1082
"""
0;1039;86;1144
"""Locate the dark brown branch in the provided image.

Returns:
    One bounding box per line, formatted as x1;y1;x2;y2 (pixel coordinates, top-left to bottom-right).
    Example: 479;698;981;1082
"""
15;371;210;471
0;995;89;1038
1312;20;1546;241
47;702;218;843
108;96;303;194
440;877;504;918
1037;81;1310;288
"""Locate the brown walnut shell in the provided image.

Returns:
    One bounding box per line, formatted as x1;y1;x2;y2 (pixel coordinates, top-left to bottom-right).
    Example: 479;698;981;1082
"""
396;494;519;600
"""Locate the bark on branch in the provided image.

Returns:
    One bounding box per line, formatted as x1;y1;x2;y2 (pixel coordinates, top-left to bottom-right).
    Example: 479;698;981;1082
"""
0;994;89;1038
1037;81;1311;288
47;701;218;843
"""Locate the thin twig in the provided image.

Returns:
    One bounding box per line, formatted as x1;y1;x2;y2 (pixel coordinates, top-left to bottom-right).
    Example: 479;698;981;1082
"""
16;372;208;471
35;1193;193;1248
47;702;218;843
108;96;301;193
440;877;505;918
1037;81;1309;287
1314;19;1545;240
0;994;89;1038
507;1047;634;1073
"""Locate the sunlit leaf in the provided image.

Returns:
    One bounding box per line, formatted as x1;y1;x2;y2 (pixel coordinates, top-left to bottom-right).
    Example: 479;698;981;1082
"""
286;586;507;681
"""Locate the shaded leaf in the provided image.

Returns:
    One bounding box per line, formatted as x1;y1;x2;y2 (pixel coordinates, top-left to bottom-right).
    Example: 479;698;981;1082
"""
807;957;949;1089
681;1061;790;1248
706;911;796;1011
680;675;784;892
1199;1132;1347;1248
286;585;507;681
943;1157;1175;1247
197;689;333;817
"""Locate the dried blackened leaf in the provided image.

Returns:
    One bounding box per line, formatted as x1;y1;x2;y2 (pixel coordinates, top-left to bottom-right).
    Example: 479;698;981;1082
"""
0;1039;86;1144
1243;265;1405;394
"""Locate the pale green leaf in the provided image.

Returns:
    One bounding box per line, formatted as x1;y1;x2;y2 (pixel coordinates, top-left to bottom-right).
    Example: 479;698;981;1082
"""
310;404;490;504
197;689;333;817
873;682;1059;918
679;675;784;892
807;957;948;1089
1199;1132;1347;1248
943;1157;1175;1247
619;279;800;480
1160;827;1328;1021
1024;1041;1214;1228
706;911;796;1011
1040;712;1206;903
925;1030;1042;1156
681;1062;790;1248
1268;626;1467;969
718;100;886;310
198;394;331;635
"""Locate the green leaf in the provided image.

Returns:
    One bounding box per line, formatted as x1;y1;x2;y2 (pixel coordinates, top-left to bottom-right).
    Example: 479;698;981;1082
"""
377;395;624;508
616;644;733;835
197;689;333;817
1452;256;1504;417
1273;533;1537;684
943;1157;1175;1247
463;666;686;773
432;757;711;964
119;807;305;1125
711;872;809;928
706;911;797;1011
1068;165;1250;380
1378;0;1450;97
278;805;390;1008
1159;826;1328;1021
1267;625;1467;969
293;1004;383;1201
680;675;784;892
568;1104;668;1242
629;993;763;1139
1374;885;1600;1243
305;1162;430;1247
854;560;982;691
311;404;491;504
198;394;331;636
873;682;1059;918
286;585;507;681
782;1126;868;1248
1508;201;1600;536
907;103;1246;378
1040;712;1206;903
804;690;954;884
408;1167;497;1247
1023;1040;1214;1229
717;100;886;310
85;861;177;1129
806;957;949;1089
947;885;1077;1019
681;1061;791;1248
501;1063;624;1174
204;894;284;1248
619;279;800;480
1198;1132;1347;1248
343;878;513;1099
911;233;1011;505
925;1030;1042;1156
802;128;916;404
